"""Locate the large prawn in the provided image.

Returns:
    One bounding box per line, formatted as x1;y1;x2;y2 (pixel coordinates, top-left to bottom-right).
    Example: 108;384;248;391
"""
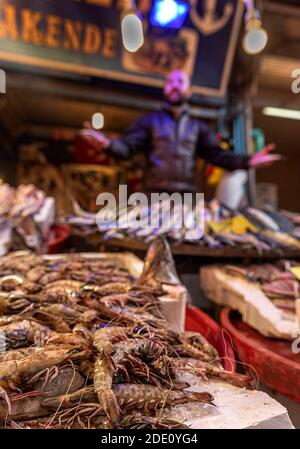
92;326;127;424
0;347;87;390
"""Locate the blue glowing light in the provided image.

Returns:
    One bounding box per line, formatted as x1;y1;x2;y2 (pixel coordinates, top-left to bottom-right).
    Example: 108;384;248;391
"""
150;0;190;29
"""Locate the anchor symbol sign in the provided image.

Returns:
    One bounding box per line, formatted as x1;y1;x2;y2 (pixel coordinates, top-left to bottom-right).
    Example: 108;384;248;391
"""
190;0;234;35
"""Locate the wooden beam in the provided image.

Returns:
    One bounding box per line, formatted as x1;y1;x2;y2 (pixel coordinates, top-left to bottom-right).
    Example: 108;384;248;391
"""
264;1;300;18
6;71;219;119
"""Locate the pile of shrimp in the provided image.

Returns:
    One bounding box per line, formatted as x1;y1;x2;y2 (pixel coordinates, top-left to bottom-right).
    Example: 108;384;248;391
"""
0;251;254;429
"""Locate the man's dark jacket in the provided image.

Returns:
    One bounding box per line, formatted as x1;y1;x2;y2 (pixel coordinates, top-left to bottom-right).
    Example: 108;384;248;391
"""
108;106;250;192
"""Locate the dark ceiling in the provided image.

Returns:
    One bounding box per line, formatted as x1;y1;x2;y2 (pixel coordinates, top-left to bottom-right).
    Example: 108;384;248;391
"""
254;0;300;106
0;0;300;139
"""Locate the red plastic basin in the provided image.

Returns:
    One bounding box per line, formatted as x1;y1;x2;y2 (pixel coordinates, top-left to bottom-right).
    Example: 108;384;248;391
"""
185;304;236;372
220;307;300;403
47;224;71;254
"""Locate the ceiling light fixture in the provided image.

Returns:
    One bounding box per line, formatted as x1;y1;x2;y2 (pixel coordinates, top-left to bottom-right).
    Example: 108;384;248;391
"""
121;0;144;53
242;0;268;55
263;107;300;120
92;112;104;129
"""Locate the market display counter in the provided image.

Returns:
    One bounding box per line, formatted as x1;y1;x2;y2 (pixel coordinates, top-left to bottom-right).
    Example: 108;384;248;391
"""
68;230;300;260
95;235;300;259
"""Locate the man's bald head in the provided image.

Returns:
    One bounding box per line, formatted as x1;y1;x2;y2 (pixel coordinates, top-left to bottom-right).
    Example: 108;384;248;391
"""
163;70;191;106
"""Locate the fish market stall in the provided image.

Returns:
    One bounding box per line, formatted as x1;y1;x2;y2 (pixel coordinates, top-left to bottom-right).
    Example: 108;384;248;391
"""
0;0;300;432
0;241;293;429
65;200;300;260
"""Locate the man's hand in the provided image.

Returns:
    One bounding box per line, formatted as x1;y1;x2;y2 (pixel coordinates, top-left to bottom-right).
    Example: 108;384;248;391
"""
249;143;282;168
79;122;111;151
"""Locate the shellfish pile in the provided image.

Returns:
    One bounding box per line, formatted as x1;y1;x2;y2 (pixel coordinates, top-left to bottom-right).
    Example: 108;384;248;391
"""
0;242;253;429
